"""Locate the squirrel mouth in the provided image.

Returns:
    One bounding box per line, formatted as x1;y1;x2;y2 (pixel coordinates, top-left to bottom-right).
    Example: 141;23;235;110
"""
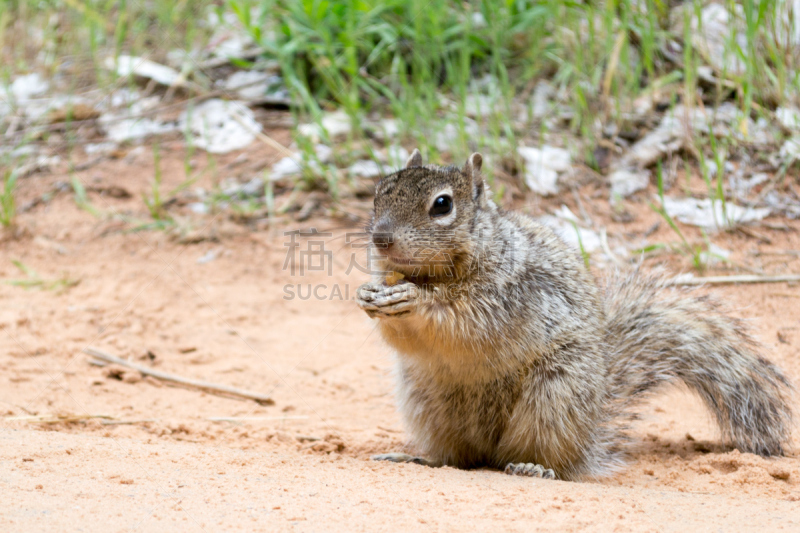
376;250;425;267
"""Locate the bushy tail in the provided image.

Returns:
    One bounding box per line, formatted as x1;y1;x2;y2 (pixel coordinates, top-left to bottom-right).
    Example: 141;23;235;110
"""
603;270;793;456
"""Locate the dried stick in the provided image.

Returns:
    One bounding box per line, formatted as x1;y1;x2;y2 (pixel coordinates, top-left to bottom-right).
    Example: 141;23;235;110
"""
5;414;114;424
668;274;800;286
84;348;273;405
206;416;308;422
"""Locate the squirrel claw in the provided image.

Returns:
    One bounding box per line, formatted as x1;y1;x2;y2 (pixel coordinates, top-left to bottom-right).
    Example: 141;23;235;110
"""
357;282;419;318
504;463;555;479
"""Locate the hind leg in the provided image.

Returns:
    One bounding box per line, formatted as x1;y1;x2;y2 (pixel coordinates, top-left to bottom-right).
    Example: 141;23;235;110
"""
504;463;555;479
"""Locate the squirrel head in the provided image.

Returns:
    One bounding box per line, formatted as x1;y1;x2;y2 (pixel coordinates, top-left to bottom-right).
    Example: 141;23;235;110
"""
369;149;492;280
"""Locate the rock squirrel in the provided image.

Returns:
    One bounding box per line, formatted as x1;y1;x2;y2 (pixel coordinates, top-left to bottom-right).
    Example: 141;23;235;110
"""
356;149;794;481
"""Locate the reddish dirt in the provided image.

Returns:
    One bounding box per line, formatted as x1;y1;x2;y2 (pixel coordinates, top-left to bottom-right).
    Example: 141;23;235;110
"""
1;140;799;531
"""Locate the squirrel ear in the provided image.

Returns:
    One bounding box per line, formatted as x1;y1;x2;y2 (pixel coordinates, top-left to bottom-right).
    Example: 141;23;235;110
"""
463;153;483;175
405;148;423;168
464;153;487;207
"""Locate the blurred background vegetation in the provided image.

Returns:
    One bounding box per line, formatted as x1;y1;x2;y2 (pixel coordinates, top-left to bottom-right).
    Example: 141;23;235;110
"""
1;1;799;268
3;1;797;155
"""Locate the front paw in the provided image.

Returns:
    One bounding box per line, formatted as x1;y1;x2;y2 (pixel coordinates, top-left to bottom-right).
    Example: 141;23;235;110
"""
356;281;419;318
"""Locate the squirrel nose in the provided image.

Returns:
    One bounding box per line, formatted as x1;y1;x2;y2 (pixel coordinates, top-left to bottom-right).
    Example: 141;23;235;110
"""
371;219;394;250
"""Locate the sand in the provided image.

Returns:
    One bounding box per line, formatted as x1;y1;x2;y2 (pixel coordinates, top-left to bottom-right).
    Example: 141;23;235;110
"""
1;142;799;531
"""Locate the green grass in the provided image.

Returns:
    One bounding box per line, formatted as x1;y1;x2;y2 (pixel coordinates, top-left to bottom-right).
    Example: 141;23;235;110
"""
70;175;100;217
142;143;203;224
1;0;210;88
1;0;798;227
0;170;17;227
570;220;592;269
2;1;795;144
647;161;711;272
143;144;168;222
6;259;80;293
226;0;797;175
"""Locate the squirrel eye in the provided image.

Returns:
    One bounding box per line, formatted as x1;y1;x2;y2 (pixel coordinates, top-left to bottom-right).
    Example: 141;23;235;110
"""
429;194;453;218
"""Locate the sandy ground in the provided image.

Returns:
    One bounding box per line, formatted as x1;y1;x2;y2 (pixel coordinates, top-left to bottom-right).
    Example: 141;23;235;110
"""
2;142;800;531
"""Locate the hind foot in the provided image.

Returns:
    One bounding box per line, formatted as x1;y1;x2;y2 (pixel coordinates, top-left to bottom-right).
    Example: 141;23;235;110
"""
504;463;556;479
372;453;442;468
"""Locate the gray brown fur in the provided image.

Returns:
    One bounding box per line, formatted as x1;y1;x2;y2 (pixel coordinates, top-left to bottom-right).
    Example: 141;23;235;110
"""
356;150;793;481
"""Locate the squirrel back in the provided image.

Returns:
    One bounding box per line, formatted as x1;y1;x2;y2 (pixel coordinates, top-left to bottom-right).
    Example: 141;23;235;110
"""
357;150;793;480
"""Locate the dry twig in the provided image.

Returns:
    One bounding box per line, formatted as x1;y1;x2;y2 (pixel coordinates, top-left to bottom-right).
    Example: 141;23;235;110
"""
668;274;800;286
5;414;114;424
207;416;308;422
84;347;273;405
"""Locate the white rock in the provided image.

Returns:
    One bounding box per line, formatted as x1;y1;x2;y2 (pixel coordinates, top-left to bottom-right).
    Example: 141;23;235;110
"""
107;88;142;109
320;111;352;137
699;243;731;266
471;12;487;28
626;118;683;167
610;169;650;198
84;142;118;156
620;105;706;168
431;119;480;152
215;37;252;60
240;176;265;196
661;197;771;231
538;215;601;253
704;160;719;178
348;160;383;179
371;118;400;141
531;81;554;119
206;10;256;59
9;73;49;100
524;167;559;196
221;70;289;103
780;136;800;162
464;94;494;118
222;70;271;100
386;146;409;169
188;202;210;215
270;156;303;180
569;226;602;254
16;94;93;122
776;107;800;131
196;249;220;264
690;4;747;76
314;144;333;163
775;0;800;49
749;117;779;147
106;55;182;86
165;48;196;69
221;176;262;197
180;99;260;154
98;92;177;143
730;172;769;197
101;116;177;143
541;146;571;172
298;110;352;141
517;145;572;196
763;190;800;219
552;204;581;224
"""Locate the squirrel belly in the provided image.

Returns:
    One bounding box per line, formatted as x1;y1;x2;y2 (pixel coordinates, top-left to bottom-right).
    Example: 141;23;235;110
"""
356;150;793;481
